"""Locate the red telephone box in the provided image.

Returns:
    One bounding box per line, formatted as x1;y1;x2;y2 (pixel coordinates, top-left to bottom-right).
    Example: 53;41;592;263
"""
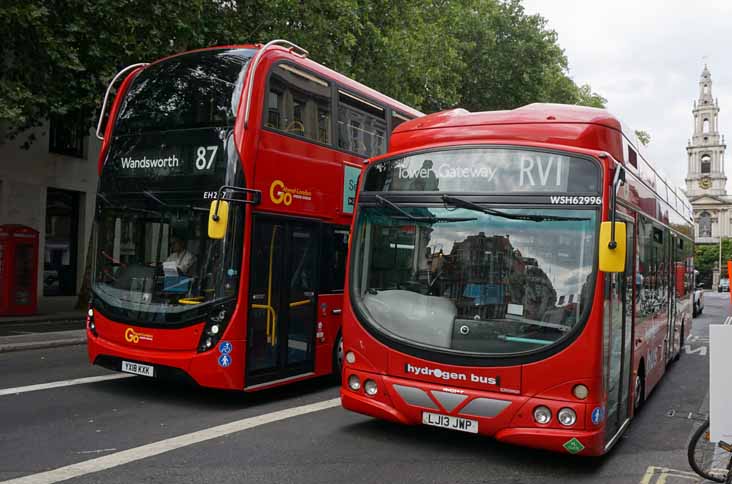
0;225;39;316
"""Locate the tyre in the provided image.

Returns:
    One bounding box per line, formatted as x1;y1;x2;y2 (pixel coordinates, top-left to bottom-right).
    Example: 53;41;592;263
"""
688;419;731;482
633;366;645;412
332;332;344;381
674;323;684;362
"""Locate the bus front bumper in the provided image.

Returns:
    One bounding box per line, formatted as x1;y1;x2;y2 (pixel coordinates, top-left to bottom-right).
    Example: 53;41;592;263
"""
340;370;607;456
86;328;244;390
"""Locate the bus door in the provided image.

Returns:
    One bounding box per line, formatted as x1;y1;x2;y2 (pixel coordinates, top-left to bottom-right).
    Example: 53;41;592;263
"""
604;217;635;446
246;217;318;388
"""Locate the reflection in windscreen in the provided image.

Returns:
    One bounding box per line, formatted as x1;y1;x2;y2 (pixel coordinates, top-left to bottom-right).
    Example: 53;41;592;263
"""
115;48;253;134
353;206;597;355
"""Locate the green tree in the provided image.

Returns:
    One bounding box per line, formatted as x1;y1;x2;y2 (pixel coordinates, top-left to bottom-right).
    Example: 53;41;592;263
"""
1;0;606;141
695;239;732;279
447;0;605;111
635;130;651;146
1;0;235;143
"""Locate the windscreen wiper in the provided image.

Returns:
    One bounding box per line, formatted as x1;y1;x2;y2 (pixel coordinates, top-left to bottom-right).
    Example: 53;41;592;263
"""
143;190;169;207
441;195;589;222
375;195;476;222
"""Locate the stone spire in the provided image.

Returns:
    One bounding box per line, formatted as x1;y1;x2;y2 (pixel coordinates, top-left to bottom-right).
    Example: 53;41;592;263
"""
686;65;727;197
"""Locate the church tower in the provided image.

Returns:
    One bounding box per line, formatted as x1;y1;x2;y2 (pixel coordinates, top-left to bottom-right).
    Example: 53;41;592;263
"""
686;65;727;197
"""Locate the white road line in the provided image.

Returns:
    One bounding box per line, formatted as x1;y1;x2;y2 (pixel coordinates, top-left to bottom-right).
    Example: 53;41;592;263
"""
0;374;134;397
1;397;341;484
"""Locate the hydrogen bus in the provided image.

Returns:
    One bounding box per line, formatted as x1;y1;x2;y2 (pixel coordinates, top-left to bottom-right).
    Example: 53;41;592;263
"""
86;40;422;391
341;104;694;455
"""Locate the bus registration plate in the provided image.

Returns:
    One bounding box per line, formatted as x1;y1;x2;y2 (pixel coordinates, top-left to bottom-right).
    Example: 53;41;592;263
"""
121;361;154;377
422;412;478;434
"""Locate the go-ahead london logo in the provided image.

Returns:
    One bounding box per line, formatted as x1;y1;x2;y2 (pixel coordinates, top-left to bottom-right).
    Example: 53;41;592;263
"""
269;180;312;206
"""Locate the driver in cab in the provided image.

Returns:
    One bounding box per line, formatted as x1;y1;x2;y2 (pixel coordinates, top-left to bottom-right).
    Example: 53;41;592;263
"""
165;235;196;276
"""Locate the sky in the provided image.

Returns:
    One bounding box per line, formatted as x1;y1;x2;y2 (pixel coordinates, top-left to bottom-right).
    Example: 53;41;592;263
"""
521;0;732;193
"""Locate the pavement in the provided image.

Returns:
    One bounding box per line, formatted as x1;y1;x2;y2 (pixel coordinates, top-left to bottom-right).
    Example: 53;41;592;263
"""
0;311;85;353
0;292;726;483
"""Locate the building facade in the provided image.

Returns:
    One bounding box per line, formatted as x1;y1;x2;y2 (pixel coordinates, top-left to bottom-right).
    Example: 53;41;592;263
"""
685;65;730;286
0;118;100;315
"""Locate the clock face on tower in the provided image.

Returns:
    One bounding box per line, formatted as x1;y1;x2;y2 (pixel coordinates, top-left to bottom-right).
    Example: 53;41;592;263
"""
699;176;712;189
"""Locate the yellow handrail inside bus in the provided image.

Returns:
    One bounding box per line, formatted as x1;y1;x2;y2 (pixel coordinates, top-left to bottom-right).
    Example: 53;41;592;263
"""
251;304;277;345
289;299;311;308
253;226;280;346
178;297;205;305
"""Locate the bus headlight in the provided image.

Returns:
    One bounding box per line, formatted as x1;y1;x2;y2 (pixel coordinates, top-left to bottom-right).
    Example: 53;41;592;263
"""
197;303;233;353
558;408;577;427
573;384;589;400
87;305;97;337
364;379;378;396
533;406;552;424
348;375;361;391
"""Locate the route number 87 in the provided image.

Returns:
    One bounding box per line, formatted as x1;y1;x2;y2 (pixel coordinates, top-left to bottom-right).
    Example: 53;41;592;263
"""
195;146;218;170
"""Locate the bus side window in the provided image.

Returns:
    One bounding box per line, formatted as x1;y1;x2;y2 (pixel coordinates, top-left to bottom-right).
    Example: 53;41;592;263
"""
266;64;332;144
320;226;350;293
637;216;653;322
338;90;387;157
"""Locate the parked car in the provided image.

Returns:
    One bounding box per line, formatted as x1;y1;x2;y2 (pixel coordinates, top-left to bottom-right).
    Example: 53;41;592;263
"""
693;270;704;318
719;277;730;293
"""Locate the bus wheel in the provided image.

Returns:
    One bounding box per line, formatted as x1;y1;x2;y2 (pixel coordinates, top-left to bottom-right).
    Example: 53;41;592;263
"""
333;333;344;380
634;365;645;411
674;323;684;362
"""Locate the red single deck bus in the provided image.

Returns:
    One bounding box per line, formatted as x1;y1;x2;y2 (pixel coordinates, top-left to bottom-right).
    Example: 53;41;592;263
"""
86;40;421;391
341;104;694;455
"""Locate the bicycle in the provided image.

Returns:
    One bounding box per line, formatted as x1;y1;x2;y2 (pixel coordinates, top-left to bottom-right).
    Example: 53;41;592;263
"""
688;419;732;482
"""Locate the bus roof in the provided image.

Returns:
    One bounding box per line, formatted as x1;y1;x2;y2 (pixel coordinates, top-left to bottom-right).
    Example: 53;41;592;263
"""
394;103;622;134
387;103;693;223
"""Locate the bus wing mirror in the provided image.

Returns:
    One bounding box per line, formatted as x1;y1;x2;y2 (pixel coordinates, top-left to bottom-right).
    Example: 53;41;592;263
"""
599;221;626;273
208;200;230;239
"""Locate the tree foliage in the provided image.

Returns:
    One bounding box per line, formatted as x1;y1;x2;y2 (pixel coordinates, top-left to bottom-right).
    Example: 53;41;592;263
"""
635;130;651;146
1;0;606;141
695;239;732;278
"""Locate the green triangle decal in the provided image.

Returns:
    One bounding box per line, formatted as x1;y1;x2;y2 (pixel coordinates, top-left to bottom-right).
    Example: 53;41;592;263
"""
563;438;585;454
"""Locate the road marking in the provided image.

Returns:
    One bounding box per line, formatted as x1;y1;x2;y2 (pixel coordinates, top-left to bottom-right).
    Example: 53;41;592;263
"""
0;374;134;397
724;316;732;326
1;397;340;484
684;344;708;356
639;466;700;483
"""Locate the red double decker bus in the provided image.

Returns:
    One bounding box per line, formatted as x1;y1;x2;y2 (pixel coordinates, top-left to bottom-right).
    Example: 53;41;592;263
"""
87;40;421;391
341;104;694;455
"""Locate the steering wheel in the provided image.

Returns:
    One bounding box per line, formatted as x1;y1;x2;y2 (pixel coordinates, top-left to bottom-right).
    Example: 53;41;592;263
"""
285;120;305;135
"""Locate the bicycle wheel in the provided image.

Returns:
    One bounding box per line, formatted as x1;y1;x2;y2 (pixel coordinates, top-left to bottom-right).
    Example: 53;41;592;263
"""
688;419;731;482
